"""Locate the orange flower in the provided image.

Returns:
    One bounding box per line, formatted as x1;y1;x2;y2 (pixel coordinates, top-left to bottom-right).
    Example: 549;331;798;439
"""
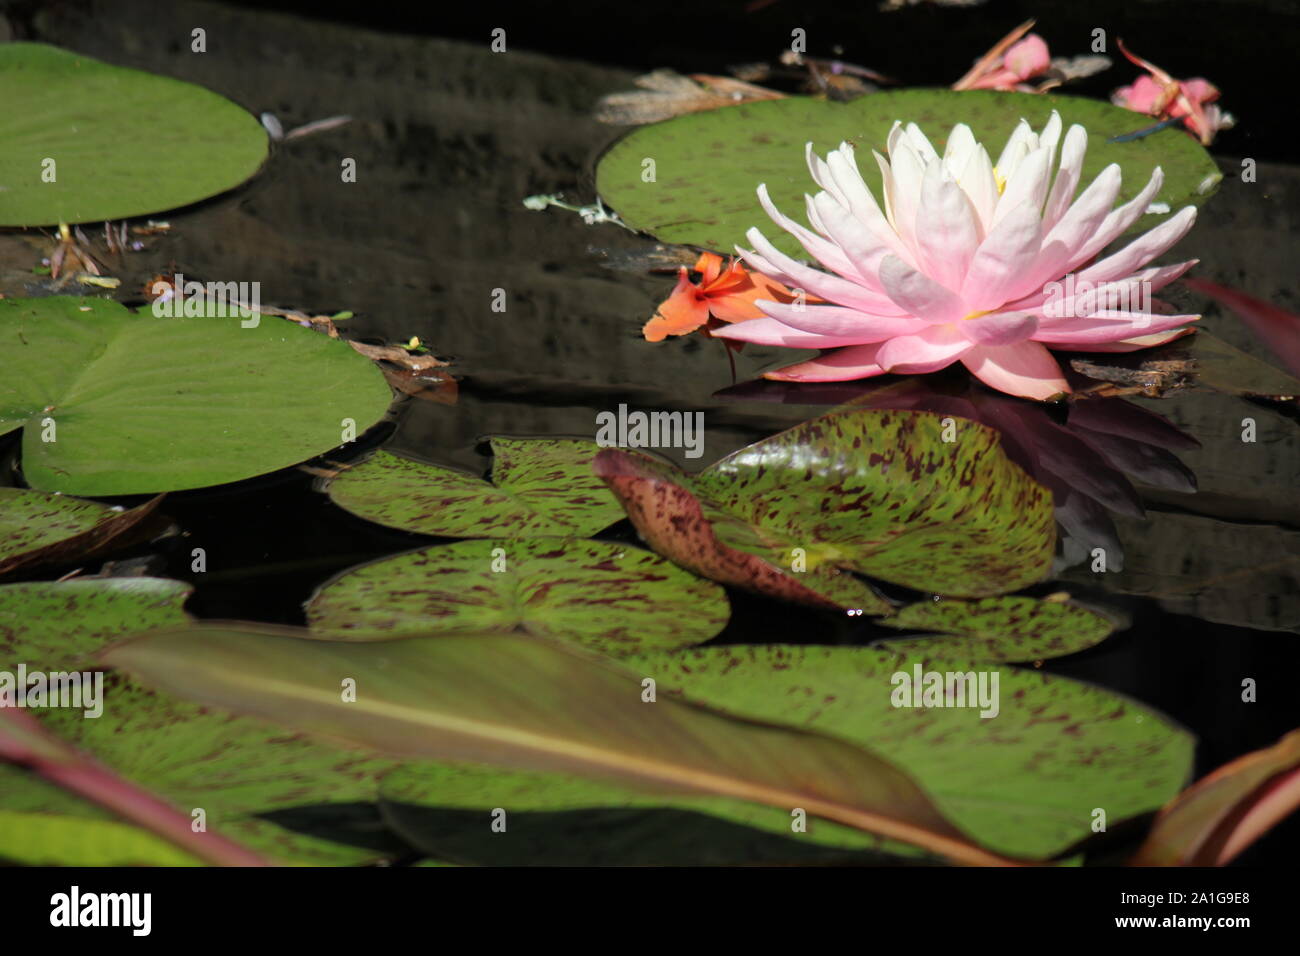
643;252;801;342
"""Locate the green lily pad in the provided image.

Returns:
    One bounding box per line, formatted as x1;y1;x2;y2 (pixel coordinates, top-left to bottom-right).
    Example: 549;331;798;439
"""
380;642;1192;862
0;576;191;670
306;537;730;657
596;89;1219;257
27;673;400;865
326;440;625;538
0;770;202;866
0;488;167;577
597;409;1055;601
0;296;392;495
0;579;399;865
875;596;1115;662
0;43;268;226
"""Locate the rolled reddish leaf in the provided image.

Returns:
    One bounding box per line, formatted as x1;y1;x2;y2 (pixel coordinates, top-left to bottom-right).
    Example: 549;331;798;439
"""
1131;728;1300;866
593;448;887;612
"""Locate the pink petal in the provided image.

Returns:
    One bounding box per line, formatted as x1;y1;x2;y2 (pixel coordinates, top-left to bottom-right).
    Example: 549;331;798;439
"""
1042;124;1088;231
1024;164;1124;290
755;184;863;281
960;200;1044;310
915;166;980;291
710;316;883;349
1005;35;1051;79
961;341;1071;400
878;254;966;323
1031;310;1200;344
812;191;913;295
1035;262;1197;320
1074;328;1195;351
1076;207;1197;285
740;229;898;315
875;325;972;373
763;344;889;382
958;311;1039;346
753;300;924;340
1064;166;1167;272
993;146;1051;229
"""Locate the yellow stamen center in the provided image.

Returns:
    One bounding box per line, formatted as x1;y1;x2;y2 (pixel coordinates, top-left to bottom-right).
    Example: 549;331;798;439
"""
963;309;993;321
992;166;1007;194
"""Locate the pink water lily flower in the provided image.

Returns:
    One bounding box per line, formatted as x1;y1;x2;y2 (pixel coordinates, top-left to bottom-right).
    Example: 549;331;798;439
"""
713;112;1201;400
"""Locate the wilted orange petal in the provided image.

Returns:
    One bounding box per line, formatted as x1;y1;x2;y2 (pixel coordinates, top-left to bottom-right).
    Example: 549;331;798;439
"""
693;252;726;286
643;269;710;341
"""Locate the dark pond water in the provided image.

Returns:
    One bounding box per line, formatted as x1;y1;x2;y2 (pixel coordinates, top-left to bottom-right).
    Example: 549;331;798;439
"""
3;0;1298;864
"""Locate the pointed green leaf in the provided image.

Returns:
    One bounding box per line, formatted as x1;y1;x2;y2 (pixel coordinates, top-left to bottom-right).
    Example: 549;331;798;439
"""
103;624;1024;865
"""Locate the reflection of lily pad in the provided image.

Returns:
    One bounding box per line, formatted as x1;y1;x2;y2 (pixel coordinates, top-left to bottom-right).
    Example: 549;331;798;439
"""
0;577;191;669
597;89;1220;257
306;537;729;657
0;297;392;495
0;488;166;578
326;440;624;538
380;642;1191;863
875;596;1115;662
597;409;1055;602
0;43;268;226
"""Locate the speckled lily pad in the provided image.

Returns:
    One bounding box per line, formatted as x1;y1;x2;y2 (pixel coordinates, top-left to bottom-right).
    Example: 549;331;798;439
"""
875;596;1115;662
0;488;166;578
306;537;729;657
596;409;1056;602
325;439;625;538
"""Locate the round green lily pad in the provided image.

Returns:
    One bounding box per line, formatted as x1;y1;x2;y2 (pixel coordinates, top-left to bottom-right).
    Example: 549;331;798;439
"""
0;296;392;495
596;89;1220;257
0;43;268;226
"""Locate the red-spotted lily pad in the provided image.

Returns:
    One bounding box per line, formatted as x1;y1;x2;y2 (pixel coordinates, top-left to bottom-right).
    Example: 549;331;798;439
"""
376;640;1193;864
0;488;167;578
306;537;729;657
0;576;191;669
875;596;1115;662
596;409;1055;605
325;440;625;538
